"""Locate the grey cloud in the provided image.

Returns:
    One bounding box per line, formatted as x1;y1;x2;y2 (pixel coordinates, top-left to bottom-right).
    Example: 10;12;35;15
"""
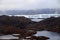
0;0;60;10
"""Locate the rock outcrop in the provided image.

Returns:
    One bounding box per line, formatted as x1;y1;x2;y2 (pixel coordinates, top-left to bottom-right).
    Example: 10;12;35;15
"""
0;15;60;40
37;17;60;33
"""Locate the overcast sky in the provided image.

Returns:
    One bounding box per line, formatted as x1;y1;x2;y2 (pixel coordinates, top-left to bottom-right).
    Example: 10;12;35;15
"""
0;0;60;10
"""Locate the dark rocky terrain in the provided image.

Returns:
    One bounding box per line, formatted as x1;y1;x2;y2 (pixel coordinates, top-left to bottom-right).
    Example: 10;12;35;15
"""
0;15;37;38
0;15;60;40
26;17;60;33
37;17;60;33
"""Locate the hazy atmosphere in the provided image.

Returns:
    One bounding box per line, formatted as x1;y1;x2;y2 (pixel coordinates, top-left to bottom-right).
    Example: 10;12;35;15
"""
0;0;60;40
0;0;60;10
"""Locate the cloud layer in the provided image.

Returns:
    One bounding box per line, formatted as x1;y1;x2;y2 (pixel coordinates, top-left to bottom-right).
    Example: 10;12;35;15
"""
0;0;60;10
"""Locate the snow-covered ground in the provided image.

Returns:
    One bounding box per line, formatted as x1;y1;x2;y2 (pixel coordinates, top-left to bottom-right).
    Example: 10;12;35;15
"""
0;31;60;40
0;35;19;39
14;14;60;19
34;31;60;40
31;19;43;22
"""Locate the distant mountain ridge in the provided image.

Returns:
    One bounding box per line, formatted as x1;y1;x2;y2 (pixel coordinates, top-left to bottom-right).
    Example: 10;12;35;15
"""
0;9;60;15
